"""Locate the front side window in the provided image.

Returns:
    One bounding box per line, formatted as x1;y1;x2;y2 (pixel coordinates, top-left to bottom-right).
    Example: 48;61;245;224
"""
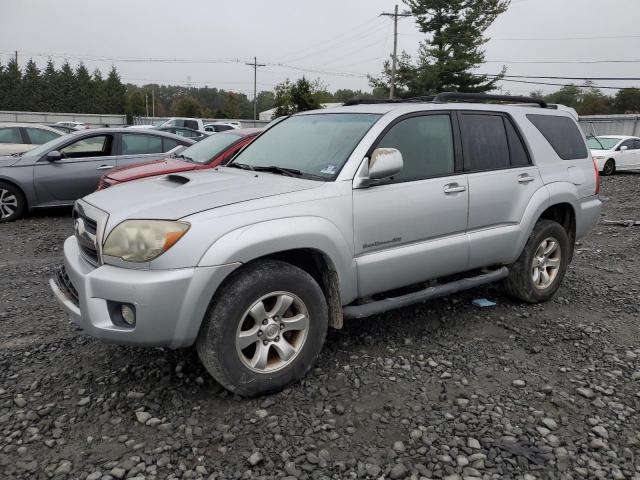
0;127;22;144
232;113;380;179
121;134;163;155
376;114;454;183
26;127;60;145
620;139;635;150
460;114;510;171
60;135;113;158
633;139;640;150
527;114;588;160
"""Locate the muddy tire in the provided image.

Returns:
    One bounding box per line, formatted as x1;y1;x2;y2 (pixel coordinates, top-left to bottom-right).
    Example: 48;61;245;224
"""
504;219;570;303
196;260;328;396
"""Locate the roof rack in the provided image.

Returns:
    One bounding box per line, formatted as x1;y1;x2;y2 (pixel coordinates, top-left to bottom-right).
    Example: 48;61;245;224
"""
433;92;548;108
342;92;547;108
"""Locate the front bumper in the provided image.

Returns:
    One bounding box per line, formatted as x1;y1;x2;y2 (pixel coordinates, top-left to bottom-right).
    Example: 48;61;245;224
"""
50;236;239;348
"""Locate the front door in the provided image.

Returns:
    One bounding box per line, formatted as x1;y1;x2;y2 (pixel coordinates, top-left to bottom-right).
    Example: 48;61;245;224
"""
353;113;469;297
458;112;544;268
34;133;117;203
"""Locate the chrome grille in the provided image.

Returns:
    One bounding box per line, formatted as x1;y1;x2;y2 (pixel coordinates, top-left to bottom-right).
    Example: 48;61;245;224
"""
73;201;106;268
55;265;79;307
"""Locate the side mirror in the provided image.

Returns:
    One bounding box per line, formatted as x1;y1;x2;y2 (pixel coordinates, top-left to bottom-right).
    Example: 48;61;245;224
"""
46;150;62;161
354;148;403;188
620;145;628;152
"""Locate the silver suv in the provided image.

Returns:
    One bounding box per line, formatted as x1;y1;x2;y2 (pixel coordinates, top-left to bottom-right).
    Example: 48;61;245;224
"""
51;93;601;396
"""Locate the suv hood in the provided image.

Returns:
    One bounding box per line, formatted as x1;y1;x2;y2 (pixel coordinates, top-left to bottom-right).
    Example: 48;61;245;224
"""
83;167;320;223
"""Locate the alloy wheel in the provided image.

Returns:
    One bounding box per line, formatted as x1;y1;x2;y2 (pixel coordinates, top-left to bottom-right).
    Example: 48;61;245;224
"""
0;188;18;219
531;237;561;289
235;291;309;373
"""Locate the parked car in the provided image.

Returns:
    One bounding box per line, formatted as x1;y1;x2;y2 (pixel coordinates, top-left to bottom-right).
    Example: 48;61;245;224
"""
204;122;240;133
155;126;209;141
158;117;206;131
98;128;262;189
588;135;640;175
47;123;77;134
0;128;194;222
0;123;64;156
55;121;90;130
50;93;600;396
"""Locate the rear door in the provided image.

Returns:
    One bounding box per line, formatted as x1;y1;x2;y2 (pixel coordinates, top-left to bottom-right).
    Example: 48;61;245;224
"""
353;112;469;296
34;133;117;202
460;112;543;269
115;133;175;168
632;139;640;168
617;139;636;170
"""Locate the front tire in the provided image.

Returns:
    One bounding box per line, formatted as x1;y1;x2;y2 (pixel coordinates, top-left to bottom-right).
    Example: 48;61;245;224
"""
0;182;26;223
602;159;615;176
196;260;328;396
504;219;570;303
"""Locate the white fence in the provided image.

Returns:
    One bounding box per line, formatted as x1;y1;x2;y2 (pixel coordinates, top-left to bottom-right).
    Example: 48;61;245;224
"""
579;115;640;137
0;110;126;126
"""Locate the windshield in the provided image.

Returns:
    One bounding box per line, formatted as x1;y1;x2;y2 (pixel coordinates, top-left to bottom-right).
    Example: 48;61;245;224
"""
180;132;244;164
587;137;620;150
23;133;73;158
230;113;380;179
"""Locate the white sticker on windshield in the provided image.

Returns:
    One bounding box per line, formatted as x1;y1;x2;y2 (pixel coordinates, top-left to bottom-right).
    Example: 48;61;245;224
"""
321;164;336;174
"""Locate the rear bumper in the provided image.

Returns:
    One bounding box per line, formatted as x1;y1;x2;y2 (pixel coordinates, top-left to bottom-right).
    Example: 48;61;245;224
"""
574;195;602;240
50;236;239;348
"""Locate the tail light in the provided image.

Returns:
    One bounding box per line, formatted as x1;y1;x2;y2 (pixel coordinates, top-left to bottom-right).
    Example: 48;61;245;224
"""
592;156;600;195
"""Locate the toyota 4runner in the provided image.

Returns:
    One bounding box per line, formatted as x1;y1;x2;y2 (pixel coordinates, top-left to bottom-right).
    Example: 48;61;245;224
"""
50;93;601;396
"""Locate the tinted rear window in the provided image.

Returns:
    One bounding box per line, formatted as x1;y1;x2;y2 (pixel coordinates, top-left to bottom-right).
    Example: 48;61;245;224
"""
527;114;588;160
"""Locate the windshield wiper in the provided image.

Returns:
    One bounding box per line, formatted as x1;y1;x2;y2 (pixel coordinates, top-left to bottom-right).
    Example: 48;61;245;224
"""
174;153;194;162
10;152;24;157
252;165;302;177
587;134;605;149
227;162;255;171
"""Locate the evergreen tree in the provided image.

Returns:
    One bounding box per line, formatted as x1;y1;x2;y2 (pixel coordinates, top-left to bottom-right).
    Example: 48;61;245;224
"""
104;66;126;114
58;61;77;112
75;63;93;113
92;69;107;114
3;58;22;110
0;62;6;109
371;0;509;97
614;88;640;113
41;59;60;111
22;59;42;111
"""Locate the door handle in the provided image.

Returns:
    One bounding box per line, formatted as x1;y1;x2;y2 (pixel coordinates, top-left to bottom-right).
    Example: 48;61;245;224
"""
96;165;114;170
443;183;466;194
517;174;535;184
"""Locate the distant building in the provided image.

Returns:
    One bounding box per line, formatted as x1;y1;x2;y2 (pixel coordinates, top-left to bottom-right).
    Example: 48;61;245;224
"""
259;103;343;121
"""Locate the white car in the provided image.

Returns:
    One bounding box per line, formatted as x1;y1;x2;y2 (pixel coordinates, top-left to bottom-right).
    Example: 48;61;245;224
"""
0;123;64;156
55;121;90;130
203;122;240;133
588;135;640;175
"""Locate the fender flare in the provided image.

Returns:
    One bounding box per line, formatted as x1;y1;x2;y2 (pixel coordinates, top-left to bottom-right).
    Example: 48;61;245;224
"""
197;216;358;302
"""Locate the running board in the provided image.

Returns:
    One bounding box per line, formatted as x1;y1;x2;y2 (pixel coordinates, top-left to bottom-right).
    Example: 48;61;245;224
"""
342;267;509;319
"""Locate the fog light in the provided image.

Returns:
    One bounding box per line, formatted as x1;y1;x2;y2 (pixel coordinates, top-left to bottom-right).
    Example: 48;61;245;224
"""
121;304;136;325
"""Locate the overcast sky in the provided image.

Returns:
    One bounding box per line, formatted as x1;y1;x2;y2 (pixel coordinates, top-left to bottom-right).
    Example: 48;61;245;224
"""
1;0;639;98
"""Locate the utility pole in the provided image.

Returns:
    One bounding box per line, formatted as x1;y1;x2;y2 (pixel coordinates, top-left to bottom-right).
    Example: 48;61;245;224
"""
152;87;155;118
14;50;18;65
380;5;411;99
245;56;266;121
145;93;149;117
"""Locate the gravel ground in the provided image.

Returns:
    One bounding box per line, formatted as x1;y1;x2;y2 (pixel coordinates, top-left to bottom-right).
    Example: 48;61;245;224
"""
1;173;639;480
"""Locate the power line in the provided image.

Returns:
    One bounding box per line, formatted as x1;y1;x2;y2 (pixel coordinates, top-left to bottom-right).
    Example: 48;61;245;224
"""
500;74;640;81
486;58;640;64
398;33;640;41
245;57;266;121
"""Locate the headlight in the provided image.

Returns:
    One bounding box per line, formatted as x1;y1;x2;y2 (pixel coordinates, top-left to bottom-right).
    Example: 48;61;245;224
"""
103;220;190;263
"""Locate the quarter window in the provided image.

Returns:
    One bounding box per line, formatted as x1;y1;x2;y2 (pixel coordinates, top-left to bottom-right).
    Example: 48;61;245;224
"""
0;127;22;144
460;114;510;171
504;119;530;167
162;138;180;152
121;134;163;155
527;114;588;160
376;114;455;183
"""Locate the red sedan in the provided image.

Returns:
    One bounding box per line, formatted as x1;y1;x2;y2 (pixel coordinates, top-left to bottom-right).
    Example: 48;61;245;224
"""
98;128;262;190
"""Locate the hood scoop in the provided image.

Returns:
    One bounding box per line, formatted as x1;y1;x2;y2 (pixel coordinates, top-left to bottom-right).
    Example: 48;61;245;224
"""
164;174;191;186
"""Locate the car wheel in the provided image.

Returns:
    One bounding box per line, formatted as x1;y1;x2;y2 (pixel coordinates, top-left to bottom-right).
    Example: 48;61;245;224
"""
504;219;570;303
196;259;328;396
602;159;615;176
0;182;26;222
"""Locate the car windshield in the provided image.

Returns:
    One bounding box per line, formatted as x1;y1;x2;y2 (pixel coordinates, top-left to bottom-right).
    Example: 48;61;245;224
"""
179;132;244;164
230;113;380;179
587;137;620;150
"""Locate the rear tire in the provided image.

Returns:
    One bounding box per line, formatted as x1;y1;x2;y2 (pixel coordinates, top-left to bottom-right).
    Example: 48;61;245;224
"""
0;181;26;223
602;159;615;176
504;219;570;303
196;260;328;396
